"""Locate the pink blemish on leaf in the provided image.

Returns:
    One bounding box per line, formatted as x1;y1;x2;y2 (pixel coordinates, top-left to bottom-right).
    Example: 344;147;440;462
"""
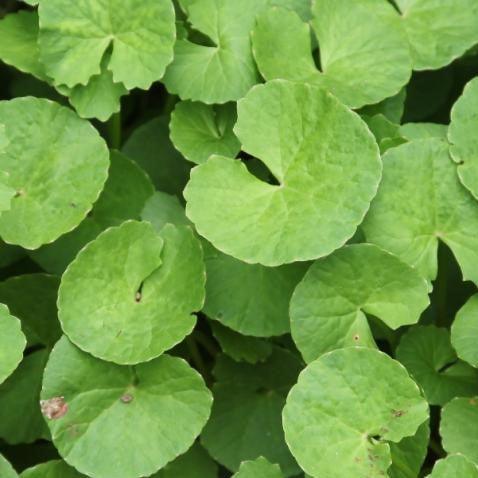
40;396;68;419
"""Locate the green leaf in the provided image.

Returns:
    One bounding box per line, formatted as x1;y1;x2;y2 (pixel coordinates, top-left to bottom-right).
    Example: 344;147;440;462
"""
389;421;430;478
232;457;284;478
185;80;381;266
142;192;191;232
395;0;478;70
20;460;86;478
122;117;191;195
0;97;109;249
58;221;205;364
163;0;267;103
41;337;212;478
283;347;429;478
360;88;406;124
0;274;61;347
252;2;411;108
0;303;25;385
170;101;240;164
38;0;176;90
396;325;478;406
400;122;448;141
0;455;18;478
427;454;478;478
0;349;50;444
210;321;273;364
362;114;406;153
290;244;429;363
152;443;218;478
362;138;478;285
448;77;478;199
440;397;478;464
201;348;303;476
0;171;15;214
451;294;478;368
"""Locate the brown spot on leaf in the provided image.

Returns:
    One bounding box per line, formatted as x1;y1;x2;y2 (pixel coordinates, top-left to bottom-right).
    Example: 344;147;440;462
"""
469;399;477;406
120;393;134;404
40;396;68;420
135;291;142;302
392;409;406;418
353;334;360;341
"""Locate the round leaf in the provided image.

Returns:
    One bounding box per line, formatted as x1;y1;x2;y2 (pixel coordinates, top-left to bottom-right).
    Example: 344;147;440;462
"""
0;304;26;385
232;457;283;478
41;337;212;478
38;0;176;90
20;460;86;478
396;325;478;406
427;454;478;478
440;397;478;464
362;138;478;285
283;347;429;478
170;101;240;164
290;244;429;362
185;80;381;266
451;294;478;368
0;97;109;249
59;221;205;364
252;1;411;108
449;77;478;199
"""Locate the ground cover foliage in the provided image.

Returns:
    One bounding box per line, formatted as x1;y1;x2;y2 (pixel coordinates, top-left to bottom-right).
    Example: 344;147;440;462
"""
1;0;478;477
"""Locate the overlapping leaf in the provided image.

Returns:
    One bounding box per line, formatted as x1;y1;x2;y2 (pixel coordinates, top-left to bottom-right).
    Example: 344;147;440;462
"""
0;303;25;385
232;457;284;478
451;294;478;368
426;454;478;478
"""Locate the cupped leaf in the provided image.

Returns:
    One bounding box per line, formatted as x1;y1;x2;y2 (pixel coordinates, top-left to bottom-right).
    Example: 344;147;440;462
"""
38;0;176;90
201;348;303;476
122;117;191;195
283;347;429;478
210;322;273;364
252;1;411;108
170;101;240;164
395;0;478;70
396;325;478;406
362;114;406;153
163;0;267;103
0;349;50;444
58;221;205;364
290;244;429;363
20;460;85;478
41;337;212;478
451;294;478;368
0;455;18;478
185;80;381;266
0;97;109;249
362;138;478;285
440;397;478;464
0;274;61;347
0;304;25;385
232;457;283;478
448;77;478;199
427;454;478;478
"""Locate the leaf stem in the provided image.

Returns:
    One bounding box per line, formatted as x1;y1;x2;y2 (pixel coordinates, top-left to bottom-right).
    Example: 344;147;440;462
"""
107;112;122;149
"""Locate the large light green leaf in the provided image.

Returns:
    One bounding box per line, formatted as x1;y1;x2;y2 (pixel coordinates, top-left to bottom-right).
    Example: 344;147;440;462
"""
426;454;478;478
0;304;25;385
451;294;478;368
31;151;154;274
122;117;191;195
20;460;85;478
58;221;205;364
395;0;478;70
448;77;478;199
290;244;429;363
400;122;448;141
42;337;212;478
0;171;15;214
38;0;176;90
440;397;478;464
232;457;283;478
163;0;267;103
0;455;18;478
0;349;50;444
283;347;429;478
201;349;302;476
170;101;240;164
362;138;478;285
0;97;109;249
0;274;61;347
396;325;478;406
185;80;381;266
252;1;411;108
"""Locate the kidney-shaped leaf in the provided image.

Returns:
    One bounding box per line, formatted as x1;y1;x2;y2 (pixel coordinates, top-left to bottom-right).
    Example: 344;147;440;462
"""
58;221;205;364
232;457;284;478
0;97;109;249
362;138;478;285
283;347;429;478
41;337;212;478
185;80;381;266
0;304;25;385
290;244;429;363
38;0;176;90
427;454;478;478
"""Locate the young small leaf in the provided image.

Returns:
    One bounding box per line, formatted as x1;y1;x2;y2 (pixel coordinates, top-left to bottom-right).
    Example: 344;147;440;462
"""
232;457;284;478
